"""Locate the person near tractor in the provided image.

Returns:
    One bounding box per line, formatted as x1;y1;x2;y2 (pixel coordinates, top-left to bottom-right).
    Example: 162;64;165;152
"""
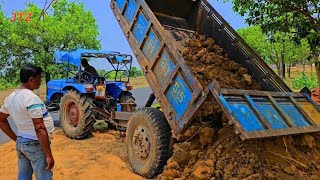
0;64;55;180
81;58;99;80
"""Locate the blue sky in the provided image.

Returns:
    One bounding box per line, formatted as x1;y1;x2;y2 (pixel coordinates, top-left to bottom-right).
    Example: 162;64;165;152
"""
1;0;247;69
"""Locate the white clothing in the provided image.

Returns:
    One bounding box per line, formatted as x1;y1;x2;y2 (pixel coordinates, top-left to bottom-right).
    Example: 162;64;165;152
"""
0;89;54;140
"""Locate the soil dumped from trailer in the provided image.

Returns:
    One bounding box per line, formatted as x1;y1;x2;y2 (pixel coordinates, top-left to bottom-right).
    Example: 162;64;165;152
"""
159;35;320;180
312;88;320;106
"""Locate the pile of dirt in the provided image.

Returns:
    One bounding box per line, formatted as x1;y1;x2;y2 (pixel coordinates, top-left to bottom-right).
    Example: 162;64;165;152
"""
183;35;261;90
159;35;320;179
183;35;262;119
160;121;320;180
312;88;320;106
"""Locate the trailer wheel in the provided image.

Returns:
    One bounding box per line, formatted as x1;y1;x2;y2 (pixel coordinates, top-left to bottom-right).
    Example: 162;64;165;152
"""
119;91;136;112
126;107;172;178
60;90;94;139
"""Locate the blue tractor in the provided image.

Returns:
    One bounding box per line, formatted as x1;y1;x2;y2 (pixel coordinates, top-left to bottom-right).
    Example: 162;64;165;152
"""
46;49;136;139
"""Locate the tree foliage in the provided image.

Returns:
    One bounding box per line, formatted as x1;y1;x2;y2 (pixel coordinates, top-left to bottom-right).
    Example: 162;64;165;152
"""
0;5;12;73
228;0;319;54
228;0;320;85
0;0;101;84
103;66;143;80
238;26;311;77
129;67;144;78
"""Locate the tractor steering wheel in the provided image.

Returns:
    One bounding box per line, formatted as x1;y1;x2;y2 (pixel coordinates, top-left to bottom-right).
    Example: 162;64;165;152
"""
78;70;94;83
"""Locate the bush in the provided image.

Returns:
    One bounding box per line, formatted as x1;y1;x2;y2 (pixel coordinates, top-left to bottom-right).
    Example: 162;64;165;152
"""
292;72;318;90
0;79;17;90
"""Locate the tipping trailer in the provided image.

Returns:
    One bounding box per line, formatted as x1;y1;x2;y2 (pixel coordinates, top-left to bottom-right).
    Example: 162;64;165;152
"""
110;0;320;178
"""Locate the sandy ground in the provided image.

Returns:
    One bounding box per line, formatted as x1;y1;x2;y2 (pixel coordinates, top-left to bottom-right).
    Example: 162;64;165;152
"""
0;128;142;180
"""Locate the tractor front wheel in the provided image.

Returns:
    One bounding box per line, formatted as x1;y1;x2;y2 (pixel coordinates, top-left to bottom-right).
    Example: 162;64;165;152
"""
60;90;95;139
126;107;172;178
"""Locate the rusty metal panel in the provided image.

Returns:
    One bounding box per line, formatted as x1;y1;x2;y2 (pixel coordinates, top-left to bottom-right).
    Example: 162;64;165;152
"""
142;29;161;61
132;11;149;44
115;0;126;11
153;49;176;88
111;0;205;138
278;102;310;127
253;100;288;129
297;101;320;125
165;73;193;123
124;0;138;23
209;80;320;140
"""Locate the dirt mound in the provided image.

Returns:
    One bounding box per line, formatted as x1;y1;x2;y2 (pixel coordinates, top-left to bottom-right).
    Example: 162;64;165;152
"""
183;35;261;119
159;35;320;179
312;88;320;106
183;35;261;90
160;122;320;180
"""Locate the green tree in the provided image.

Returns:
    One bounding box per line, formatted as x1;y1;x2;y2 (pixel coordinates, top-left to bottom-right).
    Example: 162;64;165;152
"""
0;5;12;77
98;69;107;77
122;70;129;78
130;67;138;78
238;26;310;78
2;0;101;83
227;0;320;83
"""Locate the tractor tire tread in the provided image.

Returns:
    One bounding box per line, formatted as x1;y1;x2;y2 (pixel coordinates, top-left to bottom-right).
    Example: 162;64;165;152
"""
127;107;172;178
60;90;94;139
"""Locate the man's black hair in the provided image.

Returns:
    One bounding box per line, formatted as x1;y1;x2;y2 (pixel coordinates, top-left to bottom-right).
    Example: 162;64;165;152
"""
20;64;43;83
81;58;89;66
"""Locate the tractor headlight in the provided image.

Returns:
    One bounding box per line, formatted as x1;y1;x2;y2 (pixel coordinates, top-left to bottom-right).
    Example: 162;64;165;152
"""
121;86;127;91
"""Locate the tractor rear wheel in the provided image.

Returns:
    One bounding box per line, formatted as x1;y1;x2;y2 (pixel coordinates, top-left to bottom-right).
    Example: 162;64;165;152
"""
60;90;95;139
126;107;172;178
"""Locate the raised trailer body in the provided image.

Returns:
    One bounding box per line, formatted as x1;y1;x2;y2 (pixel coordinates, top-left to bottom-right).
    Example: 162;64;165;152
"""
111;0;320;140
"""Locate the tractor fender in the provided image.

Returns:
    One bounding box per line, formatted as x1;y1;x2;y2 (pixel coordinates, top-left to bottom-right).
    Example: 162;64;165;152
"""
62;84;96;94
46;91;67;102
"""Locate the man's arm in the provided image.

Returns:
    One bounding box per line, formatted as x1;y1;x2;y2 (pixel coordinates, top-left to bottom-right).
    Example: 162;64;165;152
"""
32;117;54;170
0;112;17;141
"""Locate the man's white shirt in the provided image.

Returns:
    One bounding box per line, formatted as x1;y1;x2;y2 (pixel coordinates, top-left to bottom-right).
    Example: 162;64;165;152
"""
0;89;54;140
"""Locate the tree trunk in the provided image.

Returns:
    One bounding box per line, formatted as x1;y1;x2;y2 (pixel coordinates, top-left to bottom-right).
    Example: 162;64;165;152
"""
287;64;291;78
282;62;286;78
276;63;281;76
280;38;286;79
46;72;51;84
279;61;285;79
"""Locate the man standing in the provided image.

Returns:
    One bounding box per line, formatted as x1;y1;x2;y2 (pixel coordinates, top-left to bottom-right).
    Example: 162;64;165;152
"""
0;64;55;180
81;58;99;78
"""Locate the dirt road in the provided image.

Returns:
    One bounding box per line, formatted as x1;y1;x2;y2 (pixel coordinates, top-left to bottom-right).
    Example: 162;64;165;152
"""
0;129;142;180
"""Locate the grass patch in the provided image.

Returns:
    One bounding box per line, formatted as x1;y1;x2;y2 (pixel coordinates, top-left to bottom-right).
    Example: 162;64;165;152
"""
151;103;162;111
93;120;109;132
